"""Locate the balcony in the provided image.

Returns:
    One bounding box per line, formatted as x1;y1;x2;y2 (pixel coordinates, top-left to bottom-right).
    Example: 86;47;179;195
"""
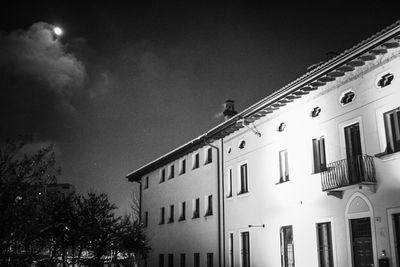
321;155;376;197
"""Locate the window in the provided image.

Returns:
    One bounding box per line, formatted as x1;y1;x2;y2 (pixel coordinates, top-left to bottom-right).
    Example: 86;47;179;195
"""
169;165;175;179
192;198;200;219
312;137;327;173
317;222;334;267
168;254;174;267
192;153;199;169
144;176;149;189
180;254;185;267
160;169;166;183
238;163;248;194
229;233;234;267
205;148;212;164
179;202;186;221
159;254;164;267
280;226;295;267
377;72;394;88
340;90;355;105
207;253;213;267
180;159;186;175
143;211;148;227
168;205;174;223
241;232;250;267
227;168;233;198
160;207;165;225
238;140;246;149
383;107;400;154
205;195;213;216
193;253;200;267
311;107;322;118
279;150;289;183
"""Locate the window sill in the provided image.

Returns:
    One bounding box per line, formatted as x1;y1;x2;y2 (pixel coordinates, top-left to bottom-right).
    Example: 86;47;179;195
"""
275;179;290;185
374;151;400;161
192;216;200;220
226;195;233;200
237;192;249;198
178;218;186;222
204;212;213;217
167;221;174;224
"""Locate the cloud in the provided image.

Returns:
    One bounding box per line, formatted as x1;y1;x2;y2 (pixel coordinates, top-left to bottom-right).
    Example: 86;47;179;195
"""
0;22;87;140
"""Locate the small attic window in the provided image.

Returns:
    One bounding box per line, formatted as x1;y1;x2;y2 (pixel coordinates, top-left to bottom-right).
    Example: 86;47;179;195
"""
311;107;321;118
278;122;286;132
376;72;394;88
238;140;246;149
227;146;232;153
340;90;355;106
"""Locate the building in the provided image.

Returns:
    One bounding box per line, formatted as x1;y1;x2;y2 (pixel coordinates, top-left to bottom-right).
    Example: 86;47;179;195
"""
127;21;400;267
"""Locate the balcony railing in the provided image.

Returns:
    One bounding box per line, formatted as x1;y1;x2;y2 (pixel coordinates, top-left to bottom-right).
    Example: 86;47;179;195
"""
321;154;376;191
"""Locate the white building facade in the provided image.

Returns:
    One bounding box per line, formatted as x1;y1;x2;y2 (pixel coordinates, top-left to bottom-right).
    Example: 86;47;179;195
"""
127;21;400;267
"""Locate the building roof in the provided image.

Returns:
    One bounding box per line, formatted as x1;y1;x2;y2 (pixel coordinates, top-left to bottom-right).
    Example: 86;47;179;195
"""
126;20;400;182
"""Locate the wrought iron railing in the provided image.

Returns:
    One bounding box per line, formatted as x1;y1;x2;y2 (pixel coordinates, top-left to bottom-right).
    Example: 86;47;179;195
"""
321;155;376;191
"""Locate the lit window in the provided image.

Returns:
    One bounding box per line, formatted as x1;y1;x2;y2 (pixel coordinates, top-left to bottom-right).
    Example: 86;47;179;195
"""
279;150;289;183
280;226;295;267
168;205;174;223
238;163;248;194
168;164;175;179
160;169;166;183
312;136;327;173
192;153;200;170
207;253;213;267
226;168;233;198
179;159;186;175
383;107;400;154
205;147;212;164
241;232;250;267
192;198;200;219
159;207;165;225
205;195;213;216
340;90;355;105
317;222;334;267
178;201;186;221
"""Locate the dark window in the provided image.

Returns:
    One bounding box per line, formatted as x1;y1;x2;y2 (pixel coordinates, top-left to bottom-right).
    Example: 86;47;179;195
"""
205;195;213;216
241;232;250;267
340;90;355;105
143;211;148;227
179;202;186;221
312;137;327;173
193;198;200;219
168;205;174;223
160;169;166;183
311;107;322;118
159;254;164;267
180;254;186;267
377;73;394;88
205;148;212;164
238;140;246;149
193;253;200;267
227;169;233;198
239;164;248;194
279;150;289;183
144;176;149;189
168;254;174;267
160;207;165;225
229;233;234;267
193;153;199;169
180;159;186;175
384;108;400;154
207;253;213;267
280;226;295;267
169;165;175;179
317;222;334;267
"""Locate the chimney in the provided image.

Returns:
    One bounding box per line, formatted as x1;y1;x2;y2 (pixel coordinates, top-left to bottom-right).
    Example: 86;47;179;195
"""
223;100;238;121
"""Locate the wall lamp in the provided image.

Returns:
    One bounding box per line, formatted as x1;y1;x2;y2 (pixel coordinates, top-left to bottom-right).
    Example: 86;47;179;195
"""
248;224;265;228
236;118;262;137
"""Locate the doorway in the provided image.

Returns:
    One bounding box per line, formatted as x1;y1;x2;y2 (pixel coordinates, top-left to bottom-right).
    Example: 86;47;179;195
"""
393;213;400;267
344;123;363;184
350;217;373;267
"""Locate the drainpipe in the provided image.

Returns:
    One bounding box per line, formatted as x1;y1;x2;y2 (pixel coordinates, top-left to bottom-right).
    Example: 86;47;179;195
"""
204;138;224;267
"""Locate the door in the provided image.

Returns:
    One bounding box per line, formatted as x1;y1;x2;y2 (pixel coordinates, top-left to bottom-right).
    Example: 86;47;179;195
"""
344;123;363;184
394;213;400;266
351;218;374;267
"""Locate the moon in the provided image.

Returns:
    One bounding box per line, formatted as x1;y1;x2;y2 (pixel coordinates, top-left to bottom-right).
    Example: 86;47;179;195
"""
53;26;63;36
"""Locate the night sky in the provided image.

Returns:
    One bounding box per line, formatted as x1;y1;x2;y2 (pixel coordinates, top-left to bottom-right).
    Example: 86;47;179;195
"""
1;2;399;215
